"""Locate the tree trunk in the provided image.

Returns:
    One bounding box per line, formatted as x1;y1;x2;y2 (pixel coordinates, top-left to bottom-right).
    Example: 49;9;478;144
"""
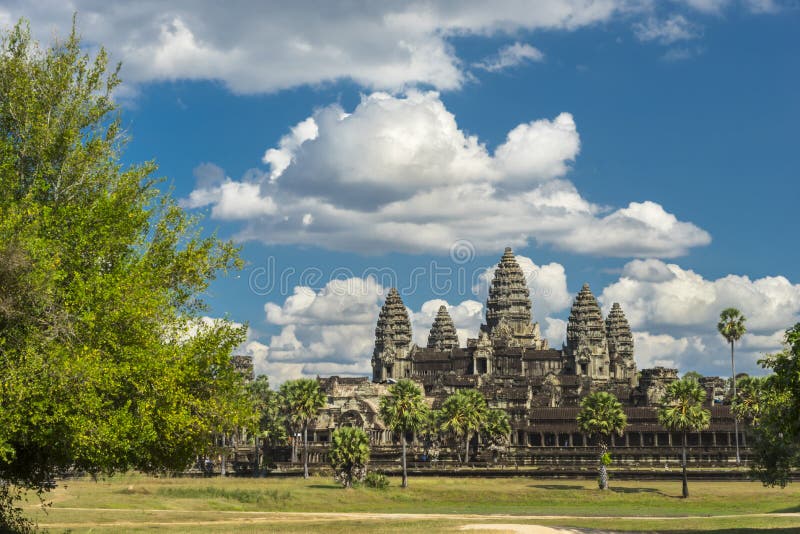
401;432;408;488
464;432;470;465
682;430;689;498
731;341;741;465
598;439;608;490
221;434;227;477
303;425;309;479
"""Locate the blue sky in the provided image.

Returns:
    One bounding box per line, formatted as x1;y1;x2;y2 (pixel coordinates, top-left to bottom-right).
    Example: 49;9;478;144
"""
6;0;799;382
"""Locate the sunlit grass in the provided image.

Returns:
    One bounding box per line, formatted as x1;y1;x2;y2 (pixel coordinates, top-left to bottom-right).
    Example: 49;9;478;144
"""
22;474;800;532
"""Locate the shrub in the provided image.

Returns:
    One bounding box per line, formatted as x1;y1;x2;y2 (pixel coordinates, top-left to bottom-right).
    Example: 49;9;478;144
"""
364;471;390;490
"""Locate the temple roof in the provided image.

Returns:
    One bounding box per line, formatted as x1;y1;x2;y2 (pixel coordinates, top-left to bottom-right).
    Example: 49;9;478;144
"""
606;302;634;362
427;305;460;351
374;287;411;356
566;283;606;347
485;247;533;333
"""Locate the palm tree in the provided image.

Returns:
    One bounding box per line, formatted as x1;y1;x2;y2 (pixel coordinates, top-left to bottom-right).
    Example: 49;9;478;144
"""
329;427;370;488
481;409;512;463
718;307;746;464
658;378;711;498
279;378;326;479
379;379;429;488
440;389;487;463
576;392;627;490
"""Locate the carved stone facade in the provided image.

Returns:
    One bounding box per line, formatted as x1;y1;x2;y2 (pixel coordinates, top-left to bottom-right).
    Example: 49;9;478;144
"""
370;248;655;407
427;305;459;351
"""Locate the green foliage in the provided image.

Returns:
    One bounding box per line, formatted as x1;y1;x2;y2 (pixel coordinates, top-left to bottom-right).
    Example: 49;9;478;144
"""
364;471;390;490
682;371;703;381
379;379;428;487
249;375;287;446
658;379;711;434
748;324;800;487
718;308;747;345
732;375;768;425
576;392;627;439
329;427;370;488
0;17;250;527
379;379;429;435
439;389;488;462
577;392;626;491
658;377;711;498
481;409;512;447
279;378;326;478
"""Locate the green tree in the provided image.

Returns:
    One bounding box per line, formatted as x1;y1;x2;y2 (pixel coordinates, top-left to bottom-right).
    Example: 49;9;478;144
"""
481;409;512;463
328;427;370;488
748;324;800;488
683;371;703;382
718;307;747;464
576;392;627;490
279;378;326;479
658;378;711;498
732;375;767;427
249;375;287;470
439;389;487;464
0;19;251;530
379;379;428;488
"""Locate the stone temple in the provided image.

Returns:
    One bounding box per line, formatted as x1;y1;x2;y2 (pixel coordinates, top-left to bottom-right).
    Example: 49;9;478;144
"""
259;248;742;468
371;247;644;407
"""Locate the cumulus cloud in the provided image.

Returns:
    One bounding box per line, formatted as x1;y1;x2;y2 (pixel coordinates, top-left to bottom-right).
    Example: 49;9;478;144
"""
185;91;709;258
1;1;635;95
599;259;800;376
473;42;545;72
633;14;701;44
410;299;484;347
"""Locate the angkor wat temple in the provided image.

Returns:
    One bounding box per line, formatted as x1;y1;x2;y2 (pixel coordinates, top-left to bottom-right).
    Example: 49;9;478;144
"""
267;248;742;468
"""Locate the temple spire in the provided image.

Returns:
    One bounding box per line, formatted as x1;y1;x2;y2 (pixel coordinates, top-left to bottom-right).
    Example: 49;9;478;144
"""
484;247;532;333
427;305;459;351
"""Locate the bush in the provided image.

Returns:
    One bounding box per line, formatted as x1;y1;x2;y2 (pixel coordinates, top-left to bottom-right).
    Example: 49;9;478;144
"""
364;471;390;490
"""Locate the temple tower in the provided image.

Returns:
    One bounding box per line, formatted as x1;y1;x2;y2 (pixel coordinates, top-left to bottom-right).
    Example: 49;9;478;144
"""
565;283;610;380
427;305;459;351
605;302;637;385
481;247;547;349
372;288;413;381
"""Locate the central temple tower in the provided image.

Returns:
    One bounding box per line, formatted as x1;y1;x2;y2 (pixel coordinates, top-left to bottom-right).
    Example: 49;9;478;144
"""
479;247;548;349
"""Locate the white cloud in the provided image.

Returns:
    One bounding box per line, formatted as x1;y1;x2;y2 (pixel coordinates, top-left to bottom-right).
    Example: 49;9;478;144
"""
494;112;580;185
473;42;545;72
633;15;701;44
599;259;800;376
633;331;707;370
544;317;568;347
3;2;784;95
601;259;800;333
2;1;635;95
410;299;484;347
186;92;709;258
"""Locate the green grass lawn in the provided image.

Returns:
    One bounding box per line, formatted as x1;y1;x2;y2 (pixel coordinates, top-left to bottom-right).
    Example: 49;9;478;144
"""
21;473;800;533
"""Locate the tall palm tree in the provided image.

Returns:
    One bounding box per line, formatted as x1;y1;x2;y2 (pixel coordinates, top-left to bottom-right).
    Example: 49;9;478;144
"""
379;379;429;488
658;378;711;498
279;378;326;479
440;389;487;463
718;307;747;464
576;392;627;490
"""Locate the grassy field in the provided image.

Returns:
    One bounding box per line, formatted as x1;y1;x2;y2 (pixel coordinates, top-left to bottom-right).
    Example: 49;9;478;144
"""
21;473;800;533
